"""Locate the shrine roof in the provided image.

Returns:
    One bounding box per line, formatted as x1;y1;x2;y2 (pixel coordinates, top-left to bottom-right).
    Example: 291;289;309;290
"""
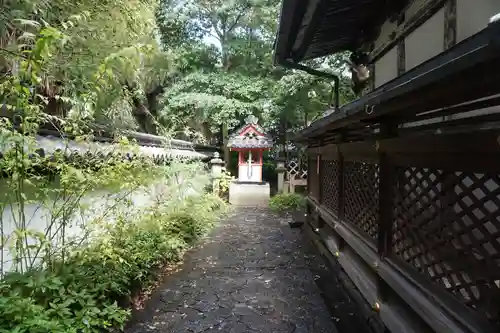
235;122;266;136
227;115;273;149
227;136;274;149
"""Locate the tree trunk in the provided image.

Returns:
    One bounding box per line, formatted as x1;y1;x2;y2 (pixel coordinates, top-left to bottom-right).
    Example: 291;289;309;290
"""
222;122;229;168
126;83;157;135
146;85;164;117
220;31;231;168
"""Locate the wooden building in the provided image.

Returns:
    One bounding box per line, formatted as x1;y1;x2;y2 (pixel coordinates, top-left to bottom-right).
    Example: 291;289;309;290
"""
274;1;500;332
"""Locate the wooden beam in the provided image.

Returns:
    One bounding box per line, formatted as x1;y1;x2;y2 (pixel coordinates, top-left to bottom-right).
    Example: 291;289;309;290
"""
379;129;500;154
297;23;499;140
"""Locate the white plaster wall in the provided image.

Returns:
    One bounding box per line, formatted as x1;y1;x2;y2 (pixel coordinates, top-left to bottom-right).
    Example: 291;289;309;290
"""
1;174;208;274
238;165;262;182
457;0;500;42
372;0;430;53
375;47;398;88
1;186;155;273
405;7;445;71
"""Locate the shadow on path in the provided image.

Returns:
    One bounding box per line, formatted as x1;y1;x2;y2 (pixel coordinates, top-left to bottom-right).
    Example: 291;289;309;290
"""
125;208;348;333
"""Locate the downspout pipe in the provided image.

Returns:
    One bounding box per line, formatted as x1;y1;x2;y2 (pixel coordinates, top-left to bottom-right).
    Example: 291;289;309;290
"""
280;59;340;110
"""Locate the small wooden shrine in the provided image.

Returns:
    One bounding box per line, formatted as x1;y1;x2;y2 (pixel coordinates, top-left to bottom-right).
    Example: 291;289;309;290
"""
226;115;272;206
227;115;273;183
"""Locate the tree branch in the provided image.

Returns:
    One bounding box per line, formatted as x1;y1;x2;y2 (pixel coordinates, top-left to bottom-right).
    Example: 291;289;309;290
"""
227;4;251;33
200;7;223;39
0;47;26;59
211;17;224;39
210;32;222;41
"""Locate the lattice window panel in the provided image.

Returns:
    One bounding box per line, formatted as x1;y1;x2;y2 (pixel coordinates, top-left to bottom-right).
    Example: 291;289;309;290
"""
393;168;500;324
308;157;320;200
286;159;308;180
343;161;379;242
321;160;339;215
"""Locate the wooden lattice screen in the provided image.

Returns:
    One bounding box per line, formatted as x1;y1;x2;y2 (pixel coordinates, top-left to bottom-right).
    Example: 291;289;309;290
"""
343;161;380;243
286;159;308;180
320;159;339;216
306;131;500;331
392;168;500;322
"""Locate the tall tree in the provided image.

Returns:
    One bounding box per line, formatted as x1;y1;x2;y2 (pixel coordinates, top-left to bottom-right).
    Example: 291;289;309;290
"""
157;0;279;164
156;0;355;166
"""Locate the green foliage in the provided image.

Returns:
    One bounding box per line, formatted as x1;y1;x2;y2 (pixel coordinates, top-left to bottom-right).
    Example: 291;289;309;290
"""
213;169;235;198
262;160;277;184
0;270;129;333
161;70;272;134
2;0;355;145
0;120;225;332
1;0;175;133
0;193;226;333
155;0;355;152
0;16;227;332
269;193;306;213
265;55;355;136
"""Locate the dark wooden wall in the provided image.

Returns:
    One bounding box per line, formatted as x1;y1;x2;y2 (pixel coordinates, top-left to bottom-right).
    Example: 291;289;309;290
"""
305;128;500;333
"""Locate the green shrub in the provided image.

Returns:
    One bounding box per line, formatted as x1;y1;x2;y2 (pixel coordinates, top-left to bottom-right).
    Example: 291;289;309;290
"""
0;193;226;333
269;193;306;213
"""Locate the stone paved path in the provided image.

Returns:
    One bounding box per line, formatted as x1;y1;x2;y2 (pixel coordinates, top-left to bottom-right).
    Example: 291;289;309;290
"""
125;208;339;333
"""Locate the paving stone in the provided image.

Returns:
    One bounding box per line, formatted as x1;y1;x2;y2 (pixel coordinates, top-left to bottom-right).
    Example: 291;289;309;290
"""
125;208;339;333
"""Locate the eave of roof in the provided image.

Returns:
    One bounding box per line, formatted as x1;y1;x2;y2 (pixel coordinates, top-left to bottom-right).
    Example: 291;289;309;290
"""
232;123;267;137
229;143;273;149
228;135;273;149
274;0;409;65
0;129;211;162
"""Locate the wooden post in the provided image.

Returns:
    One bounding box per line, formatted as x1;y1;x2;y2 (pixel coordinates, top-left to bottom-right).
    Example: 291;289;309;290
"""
377;123;397;302
337;132;346;251
276;156;286;192
337;148;344;221
316;154;322;202
377;123;397;257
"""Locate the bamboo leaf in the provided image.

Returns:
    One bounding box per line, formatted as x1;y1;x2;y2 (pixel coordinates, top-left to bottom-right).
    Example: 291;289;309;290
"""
12;19;41;29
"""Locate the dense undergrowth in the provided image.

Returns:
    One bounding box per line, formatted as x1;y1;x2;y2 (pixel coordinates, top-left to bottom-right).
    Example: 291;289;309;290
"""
0;119;227;332
0;191;226;333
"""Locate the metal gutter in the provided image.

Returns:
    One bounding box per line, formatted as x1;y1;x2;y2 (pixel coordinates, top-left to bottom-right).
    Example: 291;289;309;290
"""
280;59;340;111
